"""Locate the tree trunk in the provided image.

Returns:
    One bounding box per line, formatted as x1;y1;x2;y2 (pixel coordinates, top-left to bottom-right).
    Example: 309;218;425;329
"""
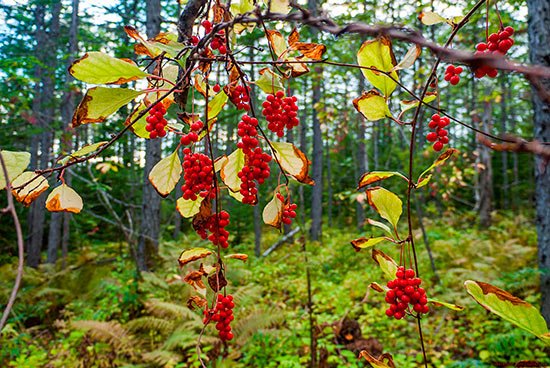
500;77;509;209
137;0;163;271
477;99;494;228
356;74;367;229
527;0;550;326
299;78;308;226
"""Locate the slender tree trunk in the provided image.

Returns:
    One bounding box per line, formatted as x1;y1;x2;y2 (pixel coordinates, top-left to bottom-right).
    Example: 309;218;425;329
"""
299;78;308;226
137;0;163;271
527;0;550;326
500;77;509;209
356;75;367;229
477;99;494;227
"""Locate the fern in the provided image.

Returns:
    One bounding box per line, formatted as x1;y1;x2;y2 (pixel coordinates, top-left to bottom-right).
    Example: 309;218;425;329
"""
71;320;137;353
145;299;201;322
141;349;183;367
232;308;285;346
125;316;174;335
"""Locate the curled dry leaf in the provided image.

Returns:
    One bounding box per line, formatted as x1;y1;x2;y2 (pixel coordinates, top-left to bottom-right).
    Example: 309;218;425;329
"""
359;351;396;368
208;265;228;292
369;282;387;293
350;236;387;252
187;295;209;310
357;170;407;190
224;253;249;262
177;248;213;267
11;172;49;206
45;184;83;214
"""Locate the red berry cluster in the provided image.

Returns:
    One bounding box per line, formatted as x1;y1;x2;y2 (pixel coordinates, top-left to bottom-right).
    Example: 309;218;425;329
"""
385;266;429;320
145;103;167;139
203;294;235;341
444;65;463;85
426;113;450;152
230;85;251;111
190;20;228;55
181;148;213;201
238;148;272;204
474;26;515;79
197;210;230;248
261;91;300;137
277;193;298;225
237;115;259;153
180;120;204;146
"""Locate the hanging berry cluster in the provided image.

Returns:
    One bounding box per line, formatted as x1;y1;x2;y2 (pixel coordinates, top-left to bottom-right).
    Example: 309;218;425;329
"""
426;113;450;152
145;103;167;139
262;91;300;137
203;294;235;341
385;267;429;320
230;84;251;111
444;65;463;85
474;26;515;79
277;193;298;225
181;148;214;201
197;210;230;248
236;115;272;204
180;120;203;146
190;20;228;55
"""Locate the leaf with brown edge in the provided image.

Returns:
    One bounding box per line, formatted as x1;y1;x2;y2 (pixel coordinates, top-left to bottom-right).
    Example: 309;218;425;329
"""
176;197;204;218
357;170;407;189
357;37;398;97
183;268;207;292
287;56;310;77
265;30;287;58
400;92;437;114
178;248;213;267
262;192;283;228
148;150;182;198
224;253;249;262
417;148;457;185
58;141;109;165
255;68;285;94
359;351;396;368
11;172;49;206
45;184;83;214
428;298;465;311
72;87;144;127
372;249;398;281
271;141;314;185
187;295;208;310
288;28;300;47
292;42;326;60
353;90;393;121
0;150;30;190
208;265;228;292
69;52;150;85
265;0;290;15
220;149;245;192
350;236;387;252
365;187;402;230
392;44;421;71
369;282;387;293
465;280;550;344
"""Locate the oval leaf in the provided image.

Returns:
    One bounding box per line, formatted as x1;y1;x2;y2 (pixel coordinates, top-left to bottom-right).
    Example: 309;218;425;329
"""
69;52;150;84
0;150;30;190
366;218;393;236
73;87;144;127
400;92;437;114
357;37;398;97
465;280;550;344
176;197;203;218
351;236;387;251
372;249;398;281
428;298;465;311
417;148;457;185
178;248;213;267
255;68;285;94
262;193;283;228
419;11;447;25
58;141;109;164
393;44;421;71
220;149;245;192
149;150;182;197
271;141;314;185
45;184;83;214
357;170;407;190
11;172;49;206
366;187;402;230
207;91;228;121
353;90;393;121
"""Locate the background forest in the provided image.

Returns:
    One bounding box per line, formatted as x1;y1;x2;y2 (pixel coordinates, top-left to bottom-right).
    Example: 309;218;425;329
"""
0;0;549;367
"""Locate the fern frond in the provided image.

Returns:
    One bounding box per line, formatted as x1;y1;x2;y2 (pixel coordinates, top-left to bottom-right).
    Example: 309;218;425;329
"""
232;308;284;346
125;316;175;335
141;349;182;367
163;320;208;351
71;320;137;352
145;299;201;322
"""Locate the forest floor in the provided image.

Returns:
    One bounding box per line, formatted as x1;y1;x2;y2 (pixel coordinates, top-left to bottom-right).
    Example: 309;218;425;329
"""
1;210;549;367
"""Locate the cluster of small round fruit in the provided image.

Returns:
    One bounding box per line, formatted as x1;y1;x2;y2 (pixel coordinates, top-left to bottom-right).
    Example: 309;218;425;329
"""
180;120;203;146
181;148;214;201
197;210;230;248
145;103;168;139
276;193;298;225
191;20;227;55
444;65;463;85
426;113;450;152
230;84;251;111
203;294;235;341
261;91;300;137
474;26;515;79
385;267;429;320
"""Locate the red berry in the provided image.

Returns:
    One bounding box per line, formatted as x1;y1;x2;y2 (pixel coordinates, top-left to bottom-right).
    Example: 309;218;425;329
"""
450;75;460;85
433;141;444;151
213;84;221;93
476;42;487;51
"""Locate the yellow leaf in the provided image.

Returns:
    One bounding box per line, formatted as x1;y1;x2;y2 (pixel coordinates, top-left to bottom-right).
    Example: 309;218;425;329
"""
255;68;285;94
207;91;228;121
419;11;447;25
0;150;30;190
353;90;393;121
392;44;421;71
125;102;152;139
178;248;213;267
270;141;314;185
69;52;150;85
265;0;290;14
372;249;398;281
45;184;83;214
428;298;465;311
265;30;287;58
58;141;109;164
350;236;387;251
359;351;396;368
366;187;402;230
357;37;398;97
262;193;283;228
400;92;437;114
176;197;204;218
11;171;49;206
417;148;457;185
357;170;407;189
220;149;245;192
148;150;182;197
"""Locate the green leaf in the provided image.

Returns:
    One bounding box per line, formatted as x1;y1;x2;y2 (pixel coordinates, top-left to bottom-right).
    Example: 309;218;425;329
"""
417;148;457;186
465;280;550;344
58;141;109;165
271;141;314;185
353;90;393;121
419;11;447;25
357;170;407;190
207;91;228;121
428;298;465;311
72;87;144;127
350;236;387;251
220;149;245;192
148;150;182;197
69;52;150;85
400;93;437;114
372;249;398;280
0;150;31;190
125;102;151;139
178;248;213;267
416;174;432;189
366;218;393;237
365;187;402;230
176;197;203;218
255;68;285;94
357;37;398;97
45;184;83;214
